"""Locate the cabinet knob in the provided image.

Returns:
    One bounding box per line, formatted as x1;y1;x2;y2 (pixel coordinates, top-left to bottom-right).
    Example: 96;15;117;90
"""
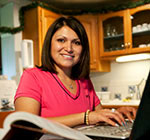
124;42;131;48
127;42;131;47
124;43;129;48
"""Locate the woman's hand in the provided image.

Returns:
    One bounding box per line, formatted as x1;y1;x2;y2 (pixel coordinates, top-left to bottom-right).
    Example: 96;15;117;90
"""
116;107;137;122
88;109;125;127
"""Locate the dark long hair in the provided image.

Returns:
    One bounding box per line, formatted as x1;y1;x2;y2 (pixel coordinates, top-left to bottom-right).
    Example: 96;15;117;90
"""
38;16;90;79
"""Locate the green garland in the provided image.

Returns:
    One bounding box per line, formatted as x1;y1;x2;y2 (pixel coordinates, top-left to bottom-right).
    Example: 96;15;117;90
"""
1;0;150;34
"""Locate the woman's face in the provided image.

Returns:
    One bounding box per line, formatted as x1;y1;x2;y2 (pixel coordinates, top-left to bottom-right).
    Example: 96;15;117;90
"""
51;26;82;71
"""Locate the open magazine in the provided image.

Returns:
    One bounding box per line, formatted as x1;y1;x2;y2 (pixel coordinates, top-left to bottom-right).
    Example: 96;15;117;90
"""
0;111;92;140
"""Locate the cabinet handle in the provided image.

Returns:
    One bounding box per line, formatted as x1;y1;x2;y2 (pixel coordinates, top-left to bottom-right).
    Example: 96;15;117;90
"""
124;42;131;48
121;43;130;48
127;42;131;48
125;43;128;48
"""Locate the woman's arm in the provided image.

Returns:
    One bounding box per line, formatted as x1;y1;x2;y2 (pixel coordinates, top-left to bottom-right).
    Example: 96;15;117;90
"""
15;98;119;127
15;97;41;115
15;97;133;127
47;113;85;127
15;97;85;127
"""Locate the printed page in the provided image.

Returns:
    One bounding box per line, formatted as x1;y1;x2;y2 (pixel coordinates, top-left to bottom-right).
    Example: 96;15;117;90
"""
2;112;91;140
0;128;4;136
39;134;66;140
0;127;10;139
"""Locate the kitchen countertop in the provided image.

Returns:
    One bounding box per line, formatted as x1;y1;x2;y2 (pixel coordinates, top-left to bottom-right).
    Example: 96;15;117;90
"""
101;99;140;106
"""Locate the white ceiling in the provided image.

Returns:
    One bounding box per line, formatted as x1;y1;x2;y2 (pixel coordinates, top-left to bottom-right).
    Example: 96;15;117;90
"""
0;0;139;8
0;0;31;7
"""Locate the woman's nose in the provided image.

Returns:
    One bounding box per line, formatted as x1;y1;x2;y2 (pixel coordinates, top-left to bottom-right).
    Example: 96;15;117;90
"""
64;42;73;52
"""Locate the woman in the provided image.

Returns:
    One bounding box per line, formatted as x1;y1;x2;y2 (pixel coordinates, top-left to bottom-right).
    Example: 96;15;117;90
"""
15;17;136;127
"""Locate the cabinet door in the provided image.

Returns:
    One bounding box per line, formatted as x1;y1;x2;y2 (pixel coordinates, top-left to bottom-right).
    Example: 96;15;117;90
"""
40;8;60;44
129;4;150;54
99;10;128;57
75;15;101;71
38;8;60;65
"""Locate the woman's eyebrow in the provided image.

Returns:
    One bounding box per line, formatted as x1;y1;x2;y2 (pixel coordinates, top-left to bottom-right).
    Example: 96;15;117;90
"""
72;38;80;41
55;35;65;38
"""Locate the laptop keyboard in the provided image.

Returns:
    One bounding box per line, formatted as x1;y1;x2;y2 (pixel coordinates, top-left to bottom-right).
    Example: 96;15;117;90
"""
76;121;133;139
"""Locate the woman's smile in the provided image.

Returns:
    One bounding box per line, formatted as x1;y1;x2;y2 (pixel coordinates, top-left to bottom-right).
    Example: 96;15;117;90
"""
61;54;74;59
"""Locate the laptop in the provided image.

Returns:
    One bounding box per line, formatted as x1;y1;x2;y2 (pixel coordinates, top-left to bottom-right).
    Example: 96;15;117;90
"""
75;120;132;139
76;69;150;140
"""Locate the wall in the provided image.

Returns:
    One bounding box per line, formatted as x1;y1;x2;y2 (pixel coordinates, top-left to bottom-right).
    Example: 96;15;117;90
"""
1;3;16;80
91;60;150;100
0;0;31;84
0;9;1;74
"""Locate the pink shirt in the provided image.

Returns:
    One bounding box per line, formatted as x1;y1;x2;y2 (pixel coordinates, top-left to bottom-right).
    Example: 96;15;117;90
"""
15;68;100;117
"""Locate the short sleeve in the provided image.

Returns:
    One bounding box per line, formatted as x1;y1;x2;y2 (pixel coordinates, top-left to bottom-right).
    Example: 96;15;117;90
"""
14;69;42;103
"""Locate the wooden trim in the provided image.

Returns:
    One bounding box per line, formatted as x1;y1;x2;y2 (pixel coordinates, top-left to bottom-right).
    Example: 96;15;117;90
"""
0;111;14;128
130;4;150;15
102;105;138;109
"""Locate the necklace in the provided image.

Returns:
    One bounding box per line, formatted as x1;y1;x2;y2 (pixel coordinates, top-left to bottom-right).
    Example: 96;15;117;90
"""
68;80;74;89
64;79;74;89
57;75;74;89
69;81;74;89
51;73;80;100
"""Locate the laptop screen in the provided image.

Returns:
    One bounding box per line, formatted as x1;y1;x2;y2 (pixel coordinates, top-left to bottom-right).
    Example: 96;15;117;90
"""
130;69;150;140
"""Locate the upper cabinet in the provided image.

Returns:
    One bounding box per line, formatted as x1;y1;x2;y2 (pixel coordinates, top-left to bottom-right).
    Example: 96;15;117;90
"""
40;8;61;43
129;4;150;54
99;4;150;58
22;4;150;72
99;10;127;57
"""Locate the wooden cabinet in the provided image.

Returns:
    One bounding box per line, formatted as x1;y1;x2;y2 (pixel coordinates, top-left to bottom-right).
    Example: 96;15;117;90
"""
102;105;138;109
99;10;127;57
75;15;110;72
23;7;110;72
40;9;61;45
129;4;150;54
99;4;150;58
23;7;60;66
